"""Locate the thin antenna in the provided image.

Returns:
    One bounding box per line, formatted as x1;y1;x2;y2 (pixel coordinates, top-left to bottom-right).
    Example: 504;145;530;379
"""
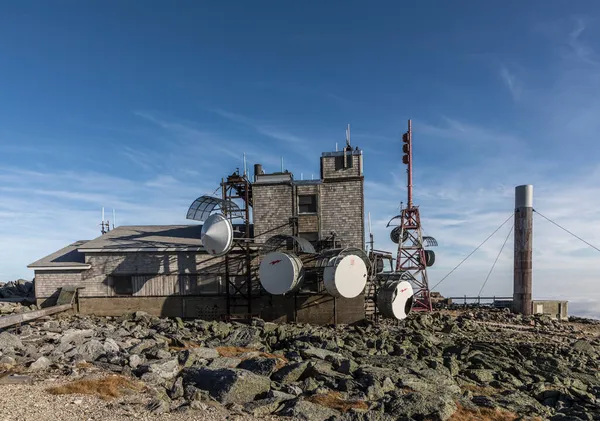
101;207;106;234
368;212;372;236
243;153;247;177
346;124;351;147
112;208;116;229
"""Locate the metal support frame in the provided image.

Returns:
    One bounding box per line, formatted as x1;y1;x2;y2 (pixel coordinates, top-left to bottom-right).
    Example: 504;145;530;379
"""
221;171;256;319
395;207;432;312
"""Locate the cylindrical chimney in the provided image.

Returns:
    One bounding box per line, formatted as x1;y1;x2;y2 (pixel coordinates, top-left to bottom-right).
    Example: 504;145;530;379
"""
514;184;533;316
253;164;263;181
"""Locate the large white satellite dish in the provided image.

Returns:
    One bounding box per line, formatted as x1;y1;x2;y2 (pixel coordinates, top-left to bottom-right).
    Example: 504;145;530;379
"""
259;251;304;295
201;213;234;256
377;280;414;320
323;254;368;298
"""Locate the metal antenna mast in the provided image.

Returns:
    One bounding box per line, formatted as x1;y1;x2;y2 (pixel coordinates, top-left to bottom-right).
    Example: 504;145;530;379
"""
394;119;435;312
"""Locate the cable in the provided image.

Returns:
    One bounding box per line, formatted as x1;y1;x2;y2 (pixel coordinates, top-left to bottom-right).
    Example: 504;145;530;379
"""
534;209;600;253
478;225;513;296
430;213;514;290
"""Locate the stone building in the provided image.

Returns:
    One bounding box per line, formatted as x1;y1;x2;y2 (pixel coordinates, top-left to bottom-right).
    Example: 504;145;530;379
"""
28;145;366;324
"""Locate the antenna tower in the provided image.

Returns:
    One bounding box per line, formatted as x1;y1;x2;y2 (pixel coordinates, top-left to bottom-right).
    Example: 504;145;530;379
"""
395;119;433;312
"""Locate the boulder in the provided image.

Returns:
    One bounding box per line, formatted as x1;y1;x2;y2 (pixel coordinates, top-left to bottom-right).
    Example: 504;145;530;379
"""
238;357;279;377
182;367;271;404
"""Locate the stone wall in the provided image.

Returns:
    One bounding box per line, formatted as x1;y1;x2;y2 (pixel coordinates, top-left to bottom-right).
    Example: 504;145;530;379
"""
320;152;363;179
252;183;294;243
320;179;364;249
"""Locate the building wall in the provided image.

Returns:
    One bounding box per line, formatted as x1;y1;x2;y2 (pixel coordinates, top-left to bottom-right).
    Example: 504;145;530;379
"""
76;293;365;324
35;252;260;303
320;180;364;249
320;152;363;179
252;183;294;243
532;300;568;320
35;270;87;307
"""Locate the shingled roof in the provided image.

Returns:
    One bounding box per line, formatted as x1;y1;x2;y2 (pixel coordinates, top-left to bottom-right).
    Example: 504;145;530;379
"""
28;240;90;269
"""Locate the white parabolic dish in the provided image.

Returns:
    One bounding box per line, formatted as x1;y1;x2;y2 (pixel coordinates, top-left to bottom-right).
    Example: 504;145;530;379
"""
259;251;304;295
323;254;368;298
377;280;414;320
201;213;234;256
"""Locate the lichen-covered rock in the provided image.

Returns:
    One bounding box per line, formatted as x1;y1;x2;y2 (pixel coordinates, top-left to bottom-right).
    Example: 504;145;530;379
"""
182;367;271;404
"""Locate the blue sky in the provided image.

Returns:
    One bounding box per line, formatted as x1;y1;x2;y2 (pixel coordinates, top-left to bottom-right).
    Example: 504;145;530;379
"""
1;1;600;317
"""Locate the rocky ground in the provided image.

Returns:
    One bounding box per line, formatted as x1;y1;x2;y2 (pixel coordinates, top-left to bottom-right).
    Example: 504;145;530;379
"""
0;279;34;300
0;309;599;421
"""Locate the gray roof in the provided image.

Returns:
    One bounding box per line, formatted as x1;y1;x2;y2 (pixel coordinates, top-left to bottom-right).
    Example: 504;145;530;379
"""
78;225;205;251
28;240;89;268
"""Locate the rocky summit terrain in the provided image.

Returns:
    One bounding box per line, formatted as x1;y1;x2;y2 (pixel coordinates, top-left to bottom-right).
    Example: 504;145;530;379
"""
0;279;34;300
0;309;599;421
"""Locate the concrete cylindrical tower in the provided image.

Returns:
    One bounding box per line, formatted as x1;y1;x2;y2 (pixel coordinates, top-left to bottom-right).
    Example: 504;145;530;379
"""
513;185;533;315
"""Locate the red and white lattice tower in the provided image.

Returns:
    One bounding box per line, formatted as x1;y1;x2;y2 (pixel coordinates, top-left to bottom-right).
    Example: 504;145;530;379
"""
394;120;433;312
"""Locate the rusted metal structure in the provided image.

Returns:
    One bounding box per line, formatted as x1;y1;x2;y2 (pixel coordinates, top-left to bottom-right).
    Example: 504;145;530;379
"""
392;120;436;312
513;184;533;315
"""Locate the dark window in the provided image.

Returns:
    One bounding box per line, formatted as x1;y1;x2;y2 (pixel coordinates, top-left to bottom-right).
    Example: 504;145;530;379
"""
335;152;354;170
183;274;221;295
112;275;133;295
298;195;317;213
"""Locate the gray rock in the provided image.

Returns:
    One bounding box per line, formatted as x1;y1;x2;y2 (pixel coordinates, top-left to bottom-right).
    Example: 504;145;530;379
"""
243;397;284;417
129;354;144;368
103;338;120;353
29;356;52;371
572;339;595;356
76;339;105;361
465;369;495;384
277;399;340;421
147;398;170;414
60;329;94;345
209;357;242;369
272;361;310;384
0;332;23;352
179;347;219;367
189;346;220;359
267;390;297;401
385;391;457;421
169;376;184;399
336;359;359;375
182;367;271;404
139;359;180;380
238;357;279;377
300;347;344;362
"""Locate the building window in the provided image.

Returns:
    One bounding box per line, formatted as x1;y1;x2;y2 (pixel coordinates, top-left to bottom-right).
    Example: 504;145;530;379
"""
298;195;317;213
112;275;133;295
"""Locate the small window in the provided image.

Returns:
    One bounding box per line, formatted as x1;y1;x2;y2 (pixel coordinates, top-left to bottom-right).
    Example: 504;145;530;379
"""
112;275;133;295
298;195;317;213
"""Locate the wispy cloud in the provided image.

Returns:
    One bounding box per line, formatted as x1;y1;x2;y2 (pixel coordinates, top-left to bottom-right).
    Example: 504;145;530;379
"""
499;66;521;101
211;108;305;144
416;116;525;155
209;108;317;164
566;17;598;65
